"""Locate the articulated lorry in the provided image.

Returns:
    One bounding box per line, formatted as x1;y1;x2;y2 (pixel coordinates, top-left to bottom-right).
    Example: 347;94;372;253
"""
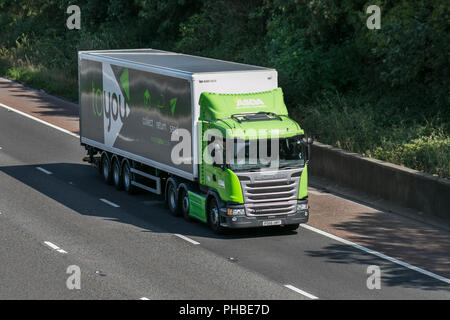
78;49;312;233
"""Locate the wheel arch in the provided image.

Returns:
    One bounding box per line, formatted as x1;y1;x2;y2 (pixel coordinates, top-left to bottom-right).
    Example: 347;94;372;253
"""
205;190;225;222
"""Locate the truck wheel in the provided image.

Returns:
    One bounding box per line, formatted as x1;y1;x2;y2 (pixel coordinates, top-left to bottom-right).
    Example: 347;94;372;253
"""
121;161;136;194
166;181;180;216
283;223;300;231
179;188;191;221
101;154;112;184
112;158;122;190
208;198;225;234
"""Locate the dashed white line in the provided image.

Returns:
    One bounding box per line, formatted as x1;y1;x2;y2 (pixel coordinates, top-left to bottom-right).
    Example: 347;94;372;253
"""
284;284;318;299
301;223;450;285
43;241;67;254
139;297;150;300
36;166;52;175
0;102;79;138
100;198;120;208
174;234;200;245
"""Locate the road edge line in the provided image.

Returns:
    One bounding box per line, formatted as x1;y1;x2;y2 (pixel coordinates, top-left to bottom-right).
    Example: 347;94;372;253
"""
174;234;200;245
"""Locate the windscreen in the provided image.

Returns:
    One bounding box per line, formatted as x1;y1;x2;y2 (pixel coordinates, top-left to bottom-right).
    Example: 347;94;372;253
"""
226;135;306;171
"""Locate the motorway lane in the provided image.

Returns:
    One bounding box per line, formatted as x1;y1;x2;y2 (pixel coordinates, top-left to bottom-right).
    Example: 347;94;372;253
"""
0;104;449;299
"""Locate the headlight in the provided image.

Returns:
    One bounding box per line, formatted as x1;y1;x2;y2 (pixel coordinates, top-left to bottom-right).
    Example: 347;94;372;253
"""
227;208;245;216
297;203;308;211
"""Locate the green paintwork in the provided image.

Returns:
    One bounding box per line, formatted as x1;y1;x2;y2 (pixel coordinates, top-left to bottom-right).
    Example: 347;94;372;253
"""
199;88;304;140
150;136;169;146
298;164;308;199
142;90;178;116
223;169;244;203
170;98;178;115
199;120;244;203
198;87;306;207
188;191;207;222
201;163;245;204
216;116;303;139
144;89;151;108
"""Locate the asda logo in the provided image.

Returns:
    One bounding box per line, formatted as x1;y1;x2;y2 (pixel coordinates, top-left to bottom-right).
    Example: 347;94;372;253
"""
236;98;265;108
91;67;130;133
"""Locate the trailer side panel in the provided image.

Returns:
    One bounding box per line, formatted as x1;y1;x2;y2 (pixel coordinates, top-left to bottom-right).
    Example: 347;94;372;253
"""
79;57;194;178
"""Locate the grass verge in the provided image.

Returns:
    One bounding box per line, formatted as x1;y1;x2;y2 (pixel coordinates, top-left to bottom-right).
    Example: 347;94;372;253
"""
0;57;78;102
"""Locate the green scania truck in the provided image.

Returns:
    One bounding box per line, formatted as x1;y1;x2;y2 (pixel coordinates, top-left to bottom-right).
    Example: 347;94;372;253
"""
78;49;312;233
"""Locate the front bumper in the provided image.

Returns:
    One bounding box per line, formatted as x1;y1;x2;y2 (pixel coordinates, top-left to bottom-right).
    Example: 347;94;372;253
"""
220;200;309;229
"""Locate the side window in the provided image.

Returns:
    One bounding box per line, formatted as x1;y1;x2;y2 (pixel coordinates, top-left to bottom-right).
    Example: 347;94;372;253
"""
208;135;216;158
209;135;224;164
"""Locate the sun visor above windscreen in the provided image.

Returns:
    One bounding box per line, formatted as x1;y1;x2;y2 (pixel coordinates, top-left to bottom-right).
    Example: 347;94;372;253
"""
199;88;288;121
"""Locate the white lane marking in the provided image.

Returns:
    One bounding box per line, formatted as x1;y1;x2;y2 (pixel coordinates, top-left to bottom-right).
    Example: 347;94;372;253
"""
0;102;79;138
43;241;67;254
174;234;200;245
139;297;150;300
284;284;318;299
0;146;2;150
301;223;450;285
100;198;120;208
36;167;53;175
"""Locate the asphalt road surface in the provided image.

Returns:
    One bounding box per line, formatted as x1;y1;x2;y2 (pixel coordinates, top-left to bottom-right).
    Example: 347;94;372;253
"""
0;81;449;299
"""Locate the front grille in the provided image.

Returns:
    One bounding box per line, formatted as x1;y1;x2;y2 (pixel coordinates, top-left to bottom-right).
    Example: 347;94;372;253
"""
240;176;300;216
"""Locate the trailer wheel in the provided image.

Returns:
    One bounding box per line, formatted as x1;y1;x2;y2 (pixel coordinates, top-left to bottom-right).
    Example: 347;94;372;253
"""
121;161;136;194
208;198;225;234
179;188;191;221
101;154;112;184
166;181;180;216
112;158;122;190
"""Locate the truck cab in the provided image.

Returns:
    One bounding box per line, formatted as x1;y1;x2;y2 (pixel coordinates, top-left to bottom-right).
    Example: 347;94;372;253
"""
195;88;311;232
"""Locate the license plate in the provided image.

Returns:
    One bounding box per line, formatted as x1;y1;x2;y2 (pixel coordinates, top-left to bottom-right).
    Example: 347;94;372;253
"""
263;220;282;226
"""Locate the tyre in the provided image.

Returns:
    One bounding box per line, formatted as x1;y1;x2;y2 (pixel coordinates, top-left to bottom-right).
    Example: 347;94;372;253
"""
101;154;112;184
112;158;122;190
166;181;180;216
208;198;225;234
179;188;191;221
121;160;136;194
283;223;300;231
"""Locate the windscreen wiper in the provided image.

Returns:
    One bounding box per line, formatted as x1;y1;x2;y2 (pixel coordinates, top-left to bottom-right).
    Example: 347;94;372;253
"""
231;112;282;123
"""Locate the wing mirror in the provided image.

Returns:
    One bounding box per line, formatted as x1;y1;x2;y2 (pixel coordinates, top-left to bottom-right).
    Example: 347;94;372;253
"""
212;143;225;170
307;137;313;161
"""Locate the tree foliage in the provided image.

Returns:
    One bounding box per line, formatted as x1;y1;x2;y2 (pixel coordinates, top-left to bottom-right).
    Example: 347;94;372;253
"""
0;0;448;177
